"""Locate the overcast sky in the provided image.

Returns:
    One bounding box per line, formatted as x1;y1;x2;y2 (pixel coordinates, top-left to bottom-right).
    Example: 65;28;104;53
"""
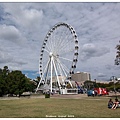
0;2;120;81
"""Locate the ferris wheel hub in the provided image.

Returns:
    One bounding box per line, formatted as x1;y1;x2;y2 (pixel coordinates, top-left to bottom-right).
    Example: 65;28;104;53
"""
49;52;53;57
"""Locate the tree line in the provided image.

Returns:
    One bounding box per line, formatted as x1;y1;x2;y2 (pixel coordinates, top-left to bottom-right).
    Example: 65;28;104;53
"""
0;66;37;97
0;65;120;97
84;80;120;92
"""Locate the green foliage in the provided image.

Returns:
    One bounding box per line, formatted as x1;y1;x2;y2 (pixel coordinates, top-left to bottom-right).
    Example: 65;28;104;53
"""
95;82;108;88
105;82;120;91
0;66;37;97
84;80;95;90
0;66;10;96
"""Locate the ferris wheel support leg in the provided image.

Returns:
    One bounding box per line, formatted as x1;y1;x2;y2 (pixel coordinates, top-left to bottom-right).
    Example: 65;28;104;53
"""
50;57;53;93
44;60;51;86
58;59;73;88
36;59;51;93
57;61;65;85
52;57;61;92
36;76;43;93
68;80;73;88
58;59;69;75
58;60;68;88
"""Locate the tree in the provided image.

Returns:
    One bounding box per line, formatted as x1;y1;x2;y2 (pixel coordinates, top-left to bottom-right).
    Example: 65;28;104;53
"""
7;70;27;96
84;80;95;90
115;41;120;65
0;66;37;97
0;66;10;96
0;73;6;96
8;70;37;96
33;76;41;86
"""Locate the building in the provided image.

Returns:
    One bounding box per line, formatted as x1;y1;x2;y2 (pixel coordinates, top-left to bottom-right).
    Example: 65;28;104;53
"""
52;75;66;83
71;71;91;85
44;72;91;88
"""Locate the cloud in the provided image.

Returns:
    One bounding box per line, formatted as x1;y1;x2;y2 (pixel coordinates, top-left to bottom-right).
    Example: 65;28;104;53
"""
0;47;27;71
0;48;13;63
97;73;107;78
80;43;110;61
0;24;20;41
0;2;120;80
17;8;43;30
0;24;27;46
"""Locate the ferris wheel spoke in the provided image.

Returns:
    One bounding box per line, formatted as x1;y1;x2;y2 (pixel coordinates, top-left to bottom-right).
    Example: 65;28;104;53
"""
59;48;75;56
59;56;73;62
54;57;69;77
46;38;52;52
49;30;63;54
44;49;50;54
57;61;67;81
59;63;69;77
50;27;71;54
56;30;72;53
59;37;74;52
54;27;69;52
56;58;69;74
45;44;51;52
60;28;73;44
54;58;67;77
57;61;68;78
58;41;74;55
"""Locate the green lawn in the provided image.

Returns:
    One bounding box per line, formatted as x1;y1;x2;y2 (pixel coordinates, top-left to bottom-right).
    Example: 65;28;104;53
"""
0;96;120;118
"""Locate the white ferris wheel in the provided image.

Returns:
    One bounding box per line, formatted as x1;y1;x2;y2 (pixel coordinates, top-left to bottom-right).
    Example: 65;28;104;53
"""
36;22;79;93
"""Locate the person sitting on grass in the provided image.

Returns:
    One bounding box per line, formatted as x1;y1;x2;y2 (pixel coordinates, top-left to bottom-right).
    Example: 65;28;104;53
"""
111;98;119;109
108;99;113;109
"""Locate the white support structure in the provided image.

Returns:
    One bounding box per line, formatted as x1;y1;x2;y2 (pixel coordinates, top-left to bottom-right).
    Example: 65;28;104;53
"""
36;59;51;92
52;56;61;90
50;56;53;93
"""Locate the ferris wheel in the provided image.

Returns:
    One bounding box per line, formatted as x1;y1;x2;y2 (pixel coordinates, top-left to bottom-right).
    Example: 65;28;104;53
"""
36;22;79;93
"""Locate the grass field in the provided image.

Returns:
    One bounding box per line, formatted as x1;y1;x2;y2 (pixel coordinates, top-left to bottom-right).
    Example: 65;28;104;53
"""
0;95;120;118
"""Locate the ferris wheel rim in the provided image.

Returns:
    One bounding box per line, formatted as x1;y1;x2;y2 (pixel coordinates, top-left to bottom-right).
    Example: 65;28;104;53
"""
39;22;79;79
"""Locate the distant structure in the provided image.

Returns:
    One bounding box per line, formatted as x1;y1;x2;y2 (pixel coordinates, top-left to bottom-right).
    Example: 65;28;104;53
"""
71;71;91;85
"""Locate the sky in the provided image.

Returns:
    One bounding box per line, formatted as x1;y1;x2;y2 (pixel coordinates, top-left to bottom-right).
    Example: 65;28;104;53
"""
0;2;120;81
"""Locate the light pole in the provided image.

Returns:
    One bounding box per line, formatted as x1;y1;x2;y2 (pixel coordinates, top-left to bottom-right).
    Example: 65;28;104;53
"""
110;76;118;95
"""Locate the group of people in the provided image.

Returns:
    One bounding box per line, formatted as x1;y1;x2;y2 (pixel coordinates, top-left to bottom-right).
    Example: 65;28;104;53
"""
108;98;120;109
